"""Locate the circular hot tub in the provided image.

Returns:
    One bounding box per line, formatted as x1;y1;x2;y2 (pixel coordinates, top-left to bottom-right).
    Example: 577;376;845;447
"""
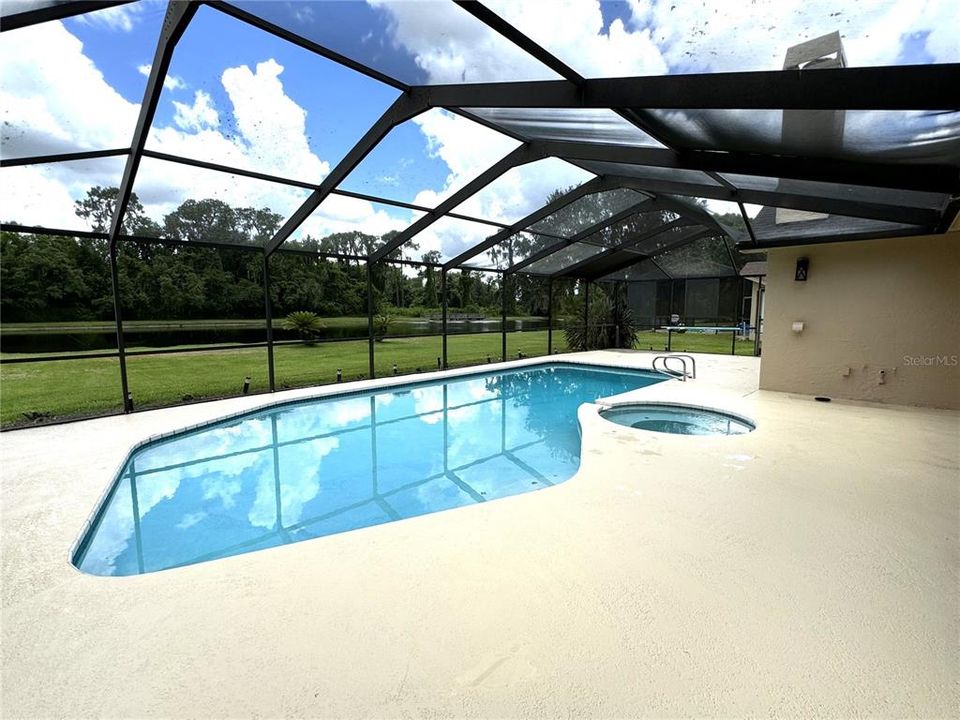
600;404;755;436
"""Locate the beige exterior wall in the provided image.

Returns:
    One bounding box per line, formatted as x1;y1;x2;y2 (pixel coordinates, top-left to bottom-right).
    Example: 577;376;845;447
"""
759;232;960;409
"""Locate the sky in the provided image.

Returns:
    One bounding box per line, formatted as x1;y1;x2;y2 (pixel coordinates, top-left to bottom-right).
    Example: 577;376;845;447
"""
1;0;956;261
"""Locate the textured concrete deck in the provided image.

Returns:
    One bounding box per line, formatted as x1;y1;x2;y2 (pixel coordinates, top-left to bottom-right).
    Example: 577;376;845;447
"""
2;351;957;718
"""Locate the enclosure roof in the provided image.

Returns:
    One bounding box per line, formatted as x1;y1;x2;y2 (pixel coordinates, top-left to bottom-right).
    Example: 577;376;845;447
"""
2;0;958;280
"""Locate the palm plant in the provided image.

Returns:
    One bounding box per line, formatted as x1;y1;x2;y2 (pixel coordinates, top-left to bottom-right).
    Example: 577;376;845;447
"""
374;311;394;342
283;311;324;345
562;285;637;351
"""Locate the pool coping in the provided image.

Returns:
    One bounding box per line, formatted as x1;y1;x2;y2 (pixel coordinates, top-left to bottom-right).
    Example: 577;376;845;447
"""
593;399;758;434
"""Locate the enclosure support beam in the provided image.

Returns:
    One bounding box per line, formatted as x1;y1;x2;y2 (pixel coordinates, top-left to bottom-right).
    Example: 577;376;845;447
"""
137;149;511;231
109;245;131;412
738;201;759;246
649;257;671;281
501;274;508;362
0;0;136;31
263;254;275;392
451;0;678;153
542;141;957;196
441;270;448;369
596;171;938;226
108;1;198;248
420;63;960;110
207;0;410;92
0;148;129;168
583;281;591;350
547;278;554;355
367;261;375;379
370;144;543;264
753;278;764;357
720;232;741;273
266;93;428;256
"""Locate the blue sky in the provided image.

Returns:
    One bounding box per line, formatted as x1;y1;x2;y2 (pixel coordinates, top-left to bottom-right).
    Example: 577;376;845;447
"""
64;3;452;207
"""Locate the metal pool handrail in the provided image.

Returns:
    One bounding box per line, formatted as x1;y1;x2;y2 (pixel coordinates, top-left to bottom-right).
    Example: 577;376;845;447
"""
652;354;697;381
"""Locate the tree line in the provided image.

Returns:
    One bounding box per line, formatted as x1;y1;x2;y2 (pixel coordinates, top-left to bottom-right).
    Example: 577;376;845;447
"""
1;185;741;324
1;187;558;323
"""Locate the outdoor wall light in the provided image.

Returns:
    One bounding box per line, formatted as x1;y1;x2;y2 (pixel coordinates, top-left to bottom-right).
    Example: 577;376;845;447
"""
795;257;809;281
792;321;805;333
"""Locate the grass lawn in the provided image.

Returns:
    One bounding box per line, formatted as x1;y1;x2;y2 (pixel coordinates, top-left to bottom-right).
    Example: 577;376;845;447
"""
0;329;756;428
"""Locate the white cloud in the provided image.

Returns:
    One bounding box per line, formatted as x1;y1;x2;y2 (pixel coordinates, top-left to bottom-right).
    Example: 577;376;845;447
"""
642;0;959;71
295;193;422;244
370;0;958;259
172;90;219;132
0;23;350;237
0;20;137;158
484;0;667;77
137;63;186;91
453;157;593;224
73;2;145;33
400;109;593;258
2;157;126;228
369;0;558;83
141;57;334;225
219;59;326;180
248;437;338;530
8;1;956;248
485;0;959;76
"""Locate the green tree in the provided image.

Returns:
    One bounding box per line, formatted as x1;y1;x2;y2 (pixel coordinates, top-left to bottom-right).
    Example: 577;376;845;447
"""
73;186;160;235
418;250;441;308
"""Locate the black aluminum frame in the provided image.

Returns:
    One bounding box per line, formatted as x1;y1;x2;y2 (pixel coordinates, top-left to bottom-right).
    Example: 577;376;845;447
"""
3;0;956;426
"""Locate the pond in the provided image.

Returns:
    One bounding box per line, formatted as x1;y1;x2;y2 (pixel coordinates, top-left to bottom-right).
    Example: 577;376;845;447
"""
0;318;550;354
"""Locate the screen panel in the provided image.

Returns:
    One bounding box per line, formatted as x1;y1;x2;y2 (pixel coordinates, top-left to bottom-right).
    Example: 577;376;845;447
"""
1;157;126;233
452;158;594;226
469;108;664;147
528;188;648;238
748;206;923;242
523;242;606;275
131;157;312;246
638;109;960;165
479;1;958;78
653;234;737;278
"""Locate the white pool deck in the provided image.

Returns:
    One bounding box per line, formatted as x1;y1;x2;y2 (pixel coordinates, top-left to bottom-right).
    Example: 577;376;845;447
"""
2;351;957;718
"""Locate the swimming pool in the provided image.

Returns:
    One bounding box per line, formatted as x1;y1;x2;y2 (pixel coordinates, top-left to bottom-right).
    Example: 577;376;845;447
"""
74;363;664;576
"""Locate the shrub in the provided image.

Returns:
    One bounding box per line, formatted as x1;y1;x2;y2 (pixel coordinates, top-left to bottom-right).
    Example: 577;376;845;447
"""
374;311;394;341
562;286;637;351
282;310;325;345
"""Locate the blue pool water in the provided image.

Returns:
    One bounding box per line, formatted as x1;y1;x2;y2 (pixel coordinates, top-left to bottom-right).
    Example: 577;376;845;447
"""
601;404;754;436
74;363;664;576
